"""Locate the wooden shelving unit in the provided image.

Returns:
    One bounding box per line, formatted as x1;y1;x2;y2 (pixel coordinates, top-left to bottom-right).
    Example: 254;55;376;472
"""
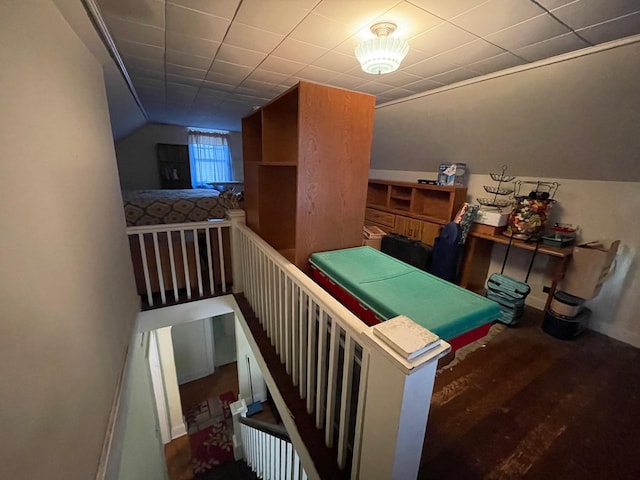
242;81;376;271
365;180;467;245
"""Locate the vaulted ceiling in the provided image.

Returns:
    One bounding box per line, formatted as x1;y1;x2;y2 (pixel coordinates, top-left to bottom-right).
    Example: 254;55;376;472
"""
94;0;640;131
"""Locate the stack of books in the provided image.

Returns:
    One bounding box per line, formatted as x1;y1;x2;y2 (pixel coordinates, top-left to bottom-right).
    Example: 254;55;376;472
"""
372;315;441;361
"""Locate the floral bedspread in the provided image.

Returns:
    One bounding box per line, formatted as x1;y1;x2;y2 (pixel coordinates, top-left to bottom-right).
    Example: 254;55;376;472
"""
122;189;240;226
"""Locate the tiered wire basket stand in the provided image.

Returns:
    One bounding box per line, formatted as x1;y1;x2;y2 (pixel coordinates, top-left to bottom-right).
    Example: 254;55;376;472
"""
477;165;515;210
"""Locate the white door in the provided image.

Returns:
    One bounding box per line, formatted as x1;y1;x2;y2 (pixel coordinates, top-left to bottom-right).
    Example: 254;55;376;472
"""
171;319;215;384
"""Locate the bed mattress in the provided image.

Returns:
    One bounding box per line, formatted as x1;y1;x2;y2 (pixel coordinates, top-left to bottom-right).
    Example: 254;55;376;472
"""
309;246;500;348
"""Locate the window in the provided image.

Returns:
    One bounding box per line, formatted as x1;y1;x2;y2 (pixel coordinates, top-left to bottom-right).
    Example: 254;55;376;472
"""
188;129;233;188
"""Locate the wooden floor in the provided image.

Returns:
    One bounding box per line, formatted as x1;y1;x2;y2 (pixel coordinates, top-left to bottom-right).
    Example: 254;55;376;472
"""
165;362;279;480
420;307;640;480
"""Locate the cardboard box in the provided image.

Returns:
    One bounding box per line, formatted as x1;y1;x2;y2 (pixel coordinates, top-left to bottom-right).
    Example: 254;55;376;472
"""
363;225;386;250
473;209;510;227
558;240;620;300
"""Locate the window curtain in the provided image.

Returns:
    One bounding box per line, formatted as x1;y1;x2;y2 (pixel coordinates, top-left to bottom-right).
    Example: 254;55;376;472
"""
188;130;233;188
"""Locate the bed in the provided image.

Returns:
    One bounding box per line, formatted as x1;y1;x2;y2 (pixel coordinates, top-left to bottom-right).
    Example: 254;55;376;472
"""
123;189;242;299
309;246;501;351
122;188;241;227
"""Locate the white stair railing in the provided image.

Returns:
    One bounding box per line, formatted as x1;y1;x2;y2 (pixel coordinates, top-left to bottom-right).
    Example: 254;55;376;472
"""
126;220;230;307
227;211;452;480
240;417;308;480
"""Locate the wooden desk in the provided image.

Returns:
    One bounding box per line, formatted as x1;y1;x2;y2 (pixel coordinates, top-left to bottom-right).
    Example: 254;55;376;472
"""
459;232;573;310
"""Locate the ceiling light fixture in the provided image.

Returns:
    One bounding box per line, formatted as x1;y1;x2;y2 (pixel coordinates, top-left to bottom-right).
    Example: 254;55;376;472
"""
355;21;409;75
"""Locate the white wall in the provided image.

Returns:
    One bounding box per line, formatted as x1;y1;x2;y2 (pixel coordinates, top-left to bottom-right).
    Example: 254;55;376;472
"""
115;124;244;189
172;319;215;385
235;315;268;405
0;1;140;478
372;40;640;182
109;333;169;480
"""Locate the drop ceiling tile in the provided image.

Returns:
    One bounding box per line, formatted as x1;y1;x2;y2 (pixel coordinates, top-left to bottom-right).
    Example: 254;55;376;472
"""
224;22;285;53
290;13;352;49
408;0;490;20
128;66;164;82
166;49;213;70
294;65;337;83
536;0;579;10
166;31;220;57
165;74;204;87
429;66;480;84
312;51;360;73
404;77;445;93
98;0;166;28
116;39;164;62
515;32;589;62
329;74;368;90
333;35;362;56
122;54;165;73
237;78;275;92
271;38;327;64
103;14;165;47
234;0;313;35
131;75;164;89
435;39;506;65
401;55;461;78
198;86;233;99
260;56;306;75
451;0;546;37
382;87;416;100
247;69;290;84
217;44;266;68
369;69;422;87
166;4;231;42
207;60;253;81
165;65;205;81
167;82;199;95
202;79;237;92
358;81;396;95
467;52;527;74
486;13;570;51
313;0;399;31
167;0;240;19
577;11;640;44
551;0;640;30
367;2;443;39
409;22;477;57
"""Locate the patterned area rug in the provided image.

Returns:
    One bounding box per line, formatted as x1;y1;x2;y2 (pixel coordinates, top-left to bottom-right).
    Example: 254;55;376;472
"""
186;392;238;475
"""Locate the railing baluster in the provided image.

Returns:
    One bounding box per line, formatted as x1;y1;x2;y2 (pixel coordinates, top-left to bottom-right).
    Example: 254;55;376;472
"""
299;291;307;399
151;231;166;305
193;228;203;296
315;309;328;428
217;226;227;293
205;227;214;295
350;348;369;480
137;233;154;306
284;277;291;374
337;333;355;469
179;230;191;299
306;298;317;414
166;231;179;302
291;281;298;384
325;319;340;447
279;270;285;363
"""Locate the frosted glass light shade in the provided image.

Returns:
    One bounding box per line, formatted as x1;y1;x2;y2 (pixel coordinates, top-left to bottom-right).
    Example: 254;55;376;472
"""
355;36;409;75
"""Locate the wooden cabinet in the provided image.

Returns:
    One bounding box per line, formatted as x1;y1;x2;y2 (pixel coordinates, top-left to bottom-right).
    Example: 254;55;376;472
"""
365;180;467;246
242;81;376;270
157;143;191;189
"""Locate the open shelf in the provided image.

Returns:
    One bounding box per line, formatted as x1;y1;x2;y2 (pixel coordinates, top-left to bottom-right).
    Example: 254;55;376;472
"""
262;88;298;165
241;112;263;164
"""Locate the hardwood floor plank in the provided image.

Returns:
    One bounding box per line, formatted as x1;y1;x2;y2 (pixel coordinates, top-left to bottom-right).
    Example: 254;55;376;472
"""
420;307;640;480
